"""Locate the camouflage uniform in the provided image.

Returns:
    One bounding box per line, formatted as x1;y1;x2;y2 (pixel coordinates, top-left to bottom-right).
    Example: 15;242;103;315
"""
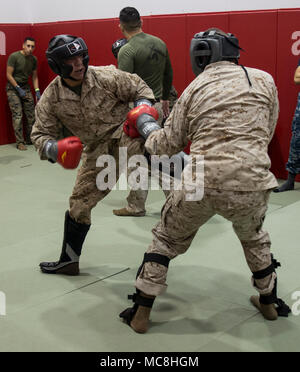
6;83;35;145
135;61;280;297
31;65;154;225
286;92;300;174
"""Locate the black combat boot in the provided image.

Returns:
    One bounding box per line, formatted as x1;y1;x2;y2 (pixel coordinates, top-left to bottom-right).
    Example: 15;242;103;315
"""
40;211;90;275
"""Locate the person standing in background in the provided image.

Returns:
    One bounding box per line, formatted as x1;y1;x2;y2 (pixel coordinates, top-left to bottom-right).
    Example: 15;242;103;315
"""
113;6;174;217
6;37;40;151
274;59;300;192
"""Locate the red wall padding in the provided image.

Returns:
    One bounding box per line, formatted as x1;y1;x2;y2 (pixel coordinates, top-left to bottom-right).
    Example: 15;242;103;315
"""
1;9;300;181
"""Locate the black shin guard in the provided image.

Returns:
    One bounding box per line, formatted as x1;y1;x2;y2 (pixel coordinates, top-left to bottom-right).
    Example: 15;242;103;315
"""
253;255;291;317
59;211;90;262
40;211;90;274
119;253;170;325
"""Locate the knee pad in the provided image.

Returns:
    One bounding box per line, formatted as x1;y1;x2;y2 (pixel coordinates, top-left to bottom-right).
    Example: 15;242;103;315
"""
252;255;291;317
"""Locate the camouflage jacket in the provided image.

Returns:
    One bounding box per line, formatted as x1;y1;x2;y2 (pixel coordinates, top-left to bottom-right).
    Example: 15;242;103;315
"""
145;61;279;191
31;65;154;158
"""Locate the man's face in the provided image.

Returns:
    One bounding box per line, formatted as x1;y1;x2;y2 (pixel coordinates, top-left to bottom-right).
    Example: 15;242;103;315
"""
64;55;85;81
23;40;35;56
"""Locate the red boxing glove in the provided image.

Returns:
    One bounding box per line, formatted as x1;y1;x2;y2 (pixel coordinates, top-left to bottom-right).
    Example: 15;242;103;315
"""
57;136;83;169
123;104;159;138
183;141;191;155
123;119;140;138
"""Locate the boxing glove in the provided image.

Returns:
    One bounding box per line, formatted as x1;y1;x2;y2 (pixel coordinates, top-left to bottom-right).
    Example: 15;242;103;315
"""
44;136;83;169
123;104;159;139
15;85;26;98
123;120;140;138
184;141;191;155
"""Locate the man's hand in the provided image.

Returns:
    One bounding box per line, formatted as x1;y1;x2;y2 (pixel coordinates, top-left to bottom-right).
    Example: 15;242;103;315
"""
44;136;83;169
15;85;26;98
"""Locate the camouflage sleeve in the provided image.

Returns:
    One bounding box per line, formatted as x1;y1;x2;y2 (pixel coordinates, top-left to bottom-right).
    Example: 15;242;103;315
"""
268;81;279;143
145;94;189;156
31;87;62;159
111;68;155;103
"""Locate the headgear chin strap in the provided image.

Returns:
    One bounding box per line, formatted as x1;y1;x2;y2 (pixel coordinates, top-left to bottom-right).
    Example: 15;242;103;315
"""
46;35;89;79
190;30;242;76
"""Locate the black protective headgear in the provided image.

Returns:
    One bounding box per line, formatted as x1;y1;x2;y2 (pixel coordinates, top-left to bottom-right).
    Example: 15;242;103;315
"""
190;30;241;76
46;35;89;78
112;38;127;59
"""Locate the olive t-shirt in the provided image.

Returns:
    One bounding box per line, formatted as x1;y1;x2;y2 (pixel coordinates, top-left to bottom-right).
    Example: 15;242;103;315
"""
7;51;37;85
118;33;173;100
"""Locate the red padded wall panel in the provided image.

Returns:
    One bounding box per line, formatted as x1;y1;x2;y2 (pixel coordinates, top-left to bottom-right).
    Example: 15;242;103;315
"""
185;13;229;88
82;18;121;67
273;9;300;181
229;11;277;78
146;15;186;96
228;11;283;179
0;24;32;145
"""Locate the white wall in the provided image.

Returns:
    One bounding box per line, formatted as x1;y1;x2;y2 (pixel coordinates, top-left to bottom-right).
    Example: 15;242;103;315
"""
0;0;299;23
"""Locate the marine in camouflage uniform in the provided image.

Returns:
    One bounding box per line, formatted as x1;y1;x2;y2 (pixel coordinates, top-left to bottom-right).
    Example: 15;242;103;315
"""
138;61;280;296
6;84;35;146
274;59;300;192
6;37;40;150
31;33;156;278
120;51;290;332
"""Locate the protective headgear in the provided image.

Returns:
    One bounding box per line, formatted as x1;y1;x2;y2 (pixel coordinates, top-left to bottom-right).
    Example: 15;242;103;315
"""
112;38;127;59
190;30;241;76
46;35;89;78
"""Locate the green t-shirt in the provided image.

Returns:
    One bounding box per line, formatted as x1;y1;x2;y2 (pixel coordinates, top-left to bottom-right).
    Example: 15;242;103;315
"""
118;33;173;100
7;51;37;85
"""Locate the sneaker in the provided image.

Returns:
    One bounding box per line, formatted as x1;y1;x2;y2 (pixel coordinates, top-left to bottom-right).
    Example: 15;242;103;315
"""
40;261;79;275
